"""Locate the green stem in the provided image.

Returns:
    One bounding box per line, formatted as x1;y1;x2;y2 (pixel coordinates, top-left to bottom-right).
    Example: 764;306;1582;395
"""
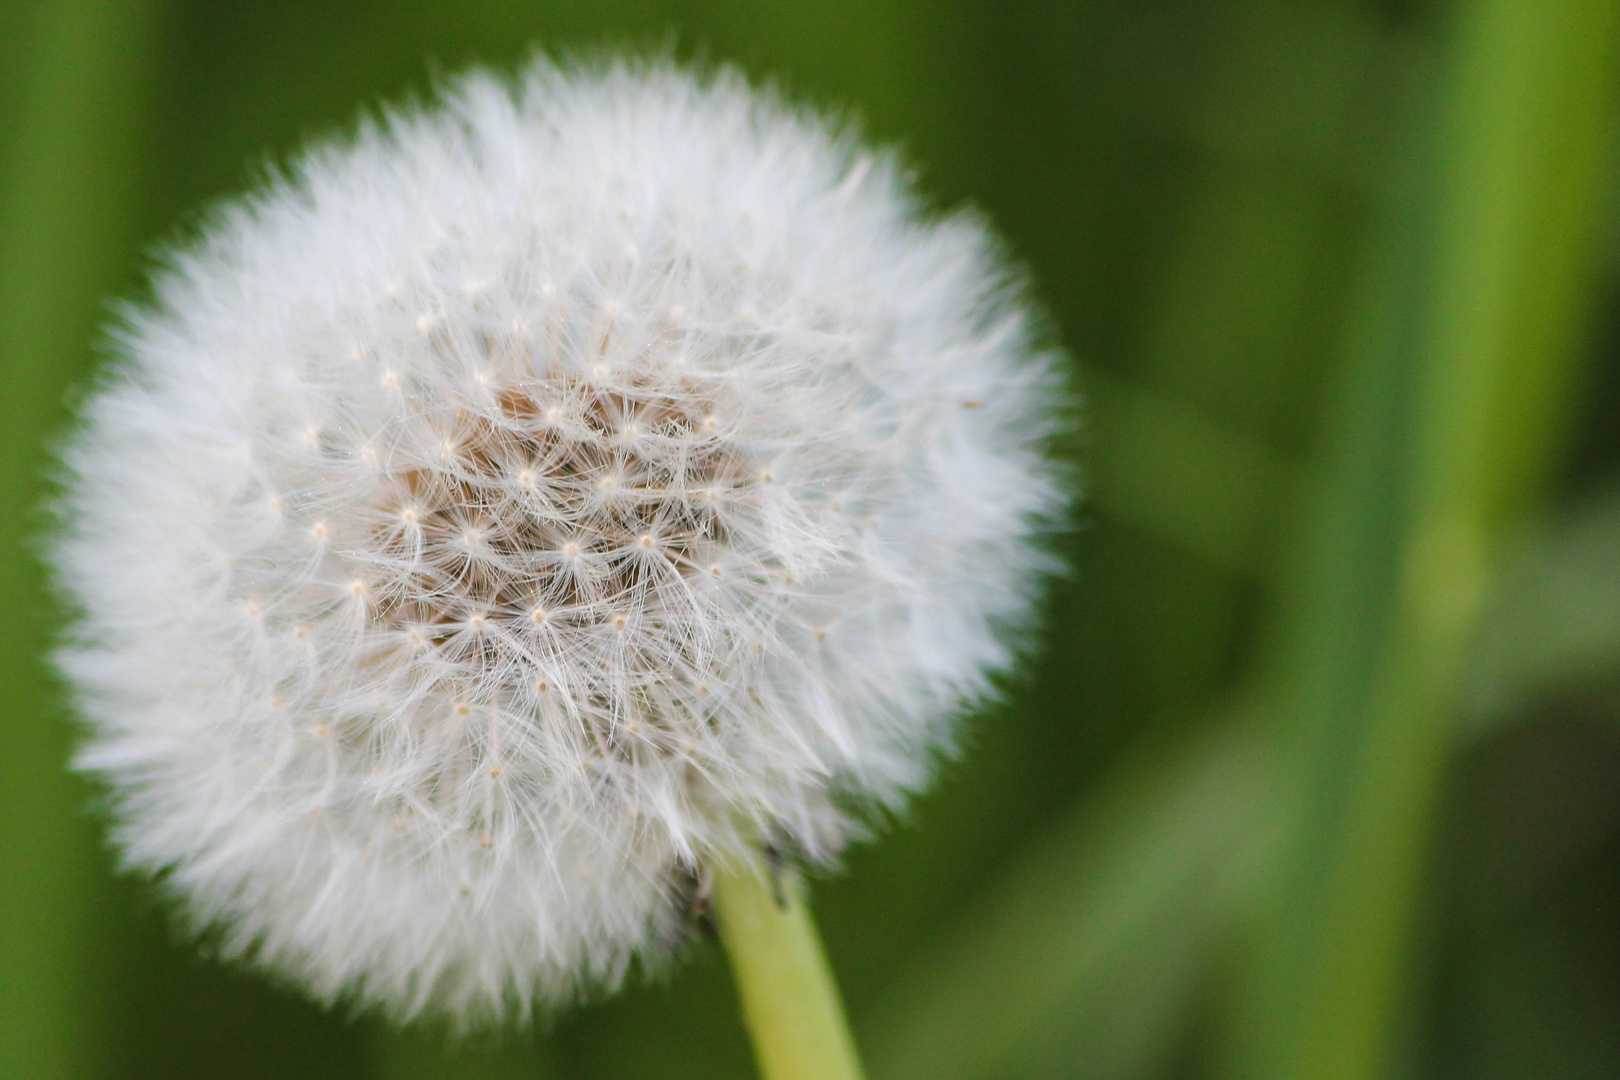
712;860;865;1080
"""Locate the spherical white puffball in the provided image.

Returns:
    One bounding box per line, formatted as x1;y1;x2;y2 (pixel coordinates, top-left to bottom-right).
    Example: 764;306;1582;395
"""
50;57;1067;1025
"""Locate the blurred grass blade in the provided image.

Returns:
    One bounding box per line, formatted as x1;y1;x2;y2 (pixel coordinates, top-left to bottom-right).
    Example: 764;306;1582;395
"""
1241;2;1620;1078
0;2;169;1079
862;712;1281;1080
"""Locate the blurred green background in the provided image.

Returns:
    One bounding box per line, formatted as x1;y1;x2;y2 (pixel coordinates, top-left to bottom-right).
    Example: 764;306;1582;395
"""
5;0;1620;1077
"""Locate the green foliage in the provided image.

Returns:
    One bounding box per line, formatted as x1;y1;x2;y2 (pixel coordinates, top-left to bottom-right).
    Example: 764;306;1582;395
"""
5;1;1620;1078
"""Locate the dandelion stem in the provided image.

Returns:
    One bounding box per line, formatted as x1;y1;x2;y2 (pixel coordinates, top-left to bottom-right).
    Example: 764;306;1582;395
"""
713;860;865;1080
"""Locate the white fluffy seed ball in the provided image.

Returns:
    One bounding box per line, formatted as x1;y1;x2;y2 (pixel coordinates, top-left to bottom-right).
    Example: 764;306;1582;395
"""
51;57;1066;1024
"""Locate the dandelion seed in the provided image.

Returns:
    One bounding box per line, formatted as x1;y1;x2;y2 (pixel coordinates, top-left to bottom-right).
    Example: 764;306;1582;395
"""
49;56;1066;1027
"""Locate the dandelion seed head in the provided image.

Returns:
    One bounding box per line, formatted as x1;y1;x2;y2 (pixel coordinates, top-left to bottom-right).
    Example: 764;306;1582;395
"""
50;57;1067;1026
